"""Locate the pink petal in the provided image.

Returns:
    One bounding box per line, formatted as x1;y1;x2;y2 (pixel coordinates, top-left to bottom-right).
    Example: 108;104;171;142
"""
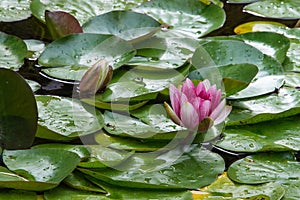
180;102;199;130
169;84;181;117
202;79;211;90
209;86;222;111
210;98;226;120
198;100;211;122
210;99;232;125
196;81;205;96
182;78;196;99
164;102;182;126
213;105;232;125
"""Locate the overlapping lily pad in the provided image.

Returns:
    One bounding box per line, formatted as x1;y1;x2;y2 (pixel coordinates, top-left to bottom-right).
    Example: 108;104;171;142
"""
0;148;80;191
79;145;225;189
228;152;300;199
127;37;199;69
0;32;27;70
244;0;300;19
39;33;136;81
0;0;31;22
83;11;161;41
94;64;190;103
35;95;104;140
44;184;193;200
195;172;285;199
30;0;145;25
0;69;37;149
215;115;300;152
133;0;225;38
227;87;300;125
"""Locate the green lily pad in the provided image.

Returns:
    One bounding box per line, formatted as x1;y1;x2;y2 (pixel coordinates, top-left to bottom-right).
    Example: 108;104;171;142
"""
39;33;135;81
26;79;41;92
44;184;193;200
95;64;190;102
235;32;290;64
227;87;300;125
244;0;300;20
2;148;80;191
228;152;299;184
196;40;283;77
35;95;104;139
94;131;169;151
200;173;285;199
24;39;45;58
284;73;300;88
280;180;300;200
215;115;300;152
133;0;225;38
77;145;134;169
30;0;144;25
284;40;300;72
189;63;259;96
81;99;148;111
103;108;190;141
127;37;199;69
79;145;225;189
0;32;27;70
63;171;106;193
0;166;57;191
0;69;37;149
45;10;83;40
229;75;284;99
83;11;161;41
0;0;31;22
191;41;283;98
32;143;91;160
0;190;37;200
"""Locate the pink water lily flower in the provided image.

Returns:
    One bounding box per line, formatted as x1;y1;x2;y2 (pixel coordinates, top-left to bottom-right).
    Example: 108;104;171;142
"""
164;78;232;132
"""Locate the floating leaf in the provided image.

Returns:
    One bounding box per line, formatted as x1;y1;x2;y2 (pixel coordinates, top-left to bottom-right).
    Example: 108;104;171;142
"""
194;40;283;77
30;0;144;25
228;152;299;184
63;171;106;193
133;0;225;38
0;190;37;200
227;87;300;125
26;79;41;92
229;75;284;99
45;10;83;40
44;184;193;200
39;33;135;81
235;32;290;64
32;143;91;160
196;172;285;199
244;0;300;20
79;145;225;189
94;131;168;152
0;69;37;149
127;37;199;69
78;145;134;169
36;95;104;139
2;148;80;191
189;63;258;96
215;115;300;152
0;32;27;70
83;10;161;41
95;64;190;102
0;0;31;22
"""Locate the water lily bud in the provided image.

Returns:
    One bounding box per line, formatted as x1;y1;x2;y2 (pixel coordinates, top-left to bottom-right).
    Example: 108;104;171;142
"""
165;78;232;132
79;59;113;98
